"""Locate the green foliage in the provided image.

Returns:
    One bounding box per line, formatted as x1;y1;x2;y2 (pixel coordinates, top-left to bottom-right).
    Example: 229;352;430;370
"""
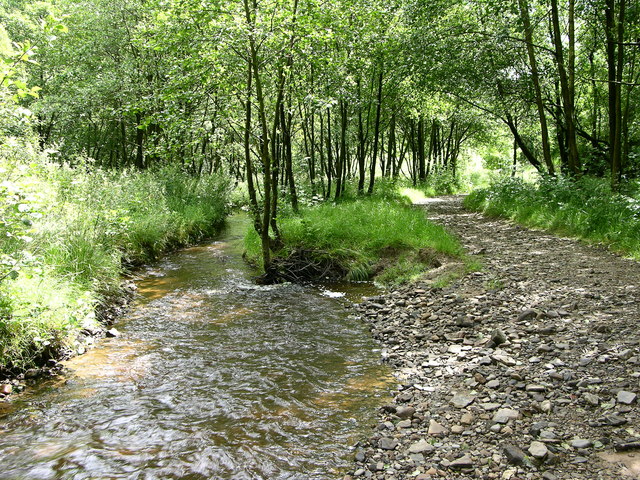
0;152;229;371
465;176;640;258
246;196;463;285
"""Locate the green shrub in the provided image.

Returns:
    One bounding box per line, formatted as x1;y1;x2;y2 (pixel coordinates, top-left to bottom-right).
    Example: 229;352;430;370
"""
465;176;640;258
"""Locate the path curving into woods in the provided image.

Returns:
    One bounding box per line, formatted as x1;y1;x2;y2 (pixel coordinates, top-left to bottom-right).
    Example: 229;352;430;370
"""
349;196;640;480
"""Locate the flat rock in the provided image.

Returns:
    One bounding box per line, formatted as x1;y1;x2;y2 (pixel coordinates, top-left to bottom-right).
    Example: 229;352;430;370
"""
106;328;120;338
503;444;527;466
450;392;476;408
493;408;520;424
492;354;517;366
408;439;435;454
460;412;474;425
449;454;473;469
617;390;637;405
428;419;448;436
379;437;398;450
396;405;416;419
583;393;600;406
570;438;592;449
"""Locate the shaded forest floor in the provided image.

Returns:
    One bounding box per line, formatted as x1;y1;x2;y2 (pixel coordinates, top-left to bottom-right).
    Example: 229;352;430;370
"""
350;196;640;480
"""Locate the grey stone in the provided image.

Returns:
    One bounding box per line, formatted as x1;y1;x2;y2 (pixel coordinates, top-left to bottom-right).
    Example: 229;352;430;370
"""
106;328;120;338
408;439;435;454
517;309;538;321
492;354;517;366
449;454;474;469
450;392;476;409
396;405;416;419
493;408;520;424
489;329;508;347
379;437;398;450
528;441;549;459
503;444;527;466
570;439;592;449
617;390;637;405
428;419;448;436
583;393;600;406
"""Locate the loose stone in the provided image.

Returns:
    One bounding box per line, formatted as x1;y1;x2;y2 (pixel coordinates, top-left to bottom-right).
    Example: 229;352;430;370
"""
617;390;637;405
528;441;548;459
492;408;519;424
428;420;448;436
450;392;475;409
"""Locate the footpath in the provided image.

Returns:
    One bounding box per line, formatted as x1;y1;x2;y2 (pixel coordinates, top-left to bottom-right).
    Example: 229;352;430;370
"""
347;196;640;480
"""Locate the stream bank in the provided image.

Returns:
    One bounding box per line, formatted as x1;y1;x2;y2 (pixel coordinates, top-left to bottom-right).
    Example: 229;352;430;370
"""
346;197;640;480
0;214;394;479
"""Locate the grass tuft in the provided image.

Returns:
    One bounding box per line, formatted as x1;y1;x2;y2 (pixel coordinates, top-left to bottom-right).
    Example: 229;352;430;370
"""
246;196;464;286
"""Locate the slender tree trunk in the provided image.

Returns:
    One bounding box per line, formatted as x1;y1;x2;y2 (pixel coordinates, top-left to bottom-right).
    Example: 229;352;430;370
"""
244;61;262;234
335;100;348;201
417;116;426;181
550;0;580;174
282;101;299;212
326;108;333;199
606;0;625;188
519;0;555;175
367;67;384;194
386;112;396;177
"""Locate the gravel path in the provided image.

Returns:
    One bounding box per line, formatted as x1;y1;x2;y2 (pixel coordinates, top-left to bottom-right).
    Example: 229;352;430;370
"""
347;196;640;480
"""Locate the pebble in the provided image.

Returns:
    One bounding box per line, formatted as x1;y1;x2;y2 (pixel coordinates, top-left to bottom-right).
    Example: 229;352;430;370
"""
492;408;519;424
528;441;548;459
450;392;475;408
106;328;120;338
379;438;398;450
617;390;637;405
570;438;592;449
396;406;416;419
428;420;448;436
408;439;435;454
503;444;527;466
449;454;473;469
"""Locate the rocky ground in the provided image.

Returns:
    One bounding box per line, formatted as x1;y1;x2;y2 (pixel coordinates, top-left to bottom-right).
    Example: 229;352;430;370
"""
347;196;640;480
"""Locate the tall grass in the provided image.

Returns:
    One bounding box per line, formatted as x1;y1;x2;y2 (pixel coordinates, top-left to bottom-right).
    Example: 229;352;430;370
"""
465;176;640;258
245;196;463;285
0;152;229;372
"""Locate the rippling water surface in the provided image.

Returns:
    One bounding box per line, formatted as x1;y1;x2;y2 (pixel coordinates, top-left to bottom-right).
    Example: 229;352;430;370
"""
0;215;393;479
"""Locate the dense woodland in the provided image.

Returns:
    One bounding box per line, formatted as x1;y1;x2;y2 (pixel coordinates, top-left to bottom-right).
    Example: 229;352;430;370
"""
3;0;640;268
1;0;640;369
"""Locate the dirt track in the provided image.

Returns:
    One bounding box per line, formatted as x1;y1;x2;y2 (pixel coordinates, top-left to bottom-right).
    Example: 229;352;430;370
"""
348;196;640;480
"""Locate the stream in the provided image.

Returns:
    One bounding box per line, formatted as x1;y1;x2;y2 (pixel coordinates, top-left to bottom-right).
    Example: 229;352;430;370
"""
0;215;393;479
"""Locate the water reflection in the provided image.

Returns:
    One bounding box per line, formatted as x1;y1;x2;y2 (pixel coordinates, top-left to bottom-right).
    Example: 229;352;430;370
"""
0;215;393;479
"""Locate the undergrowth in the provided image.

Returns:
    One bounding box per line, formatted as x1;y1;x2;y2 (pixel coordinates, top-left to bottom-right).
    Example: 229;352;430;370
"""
245;195;464;286
0;149;229;372
465;176;640;258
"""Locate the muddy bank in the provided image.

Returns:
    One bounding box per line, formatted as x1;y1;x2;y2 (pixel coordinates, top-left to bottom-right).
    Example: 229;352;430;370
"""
345;197;640;480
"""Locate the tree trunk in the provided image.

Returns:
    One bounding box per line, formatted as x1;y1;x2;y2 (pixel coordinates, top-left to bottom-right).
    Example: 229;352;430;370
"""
550;0;580;174
367;67;384;194
518;0;555;175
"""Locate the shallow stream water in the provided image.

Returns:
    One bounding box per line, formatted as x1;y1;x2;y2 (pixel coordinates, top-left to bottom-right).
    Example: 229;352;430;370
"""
0;215;393;479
